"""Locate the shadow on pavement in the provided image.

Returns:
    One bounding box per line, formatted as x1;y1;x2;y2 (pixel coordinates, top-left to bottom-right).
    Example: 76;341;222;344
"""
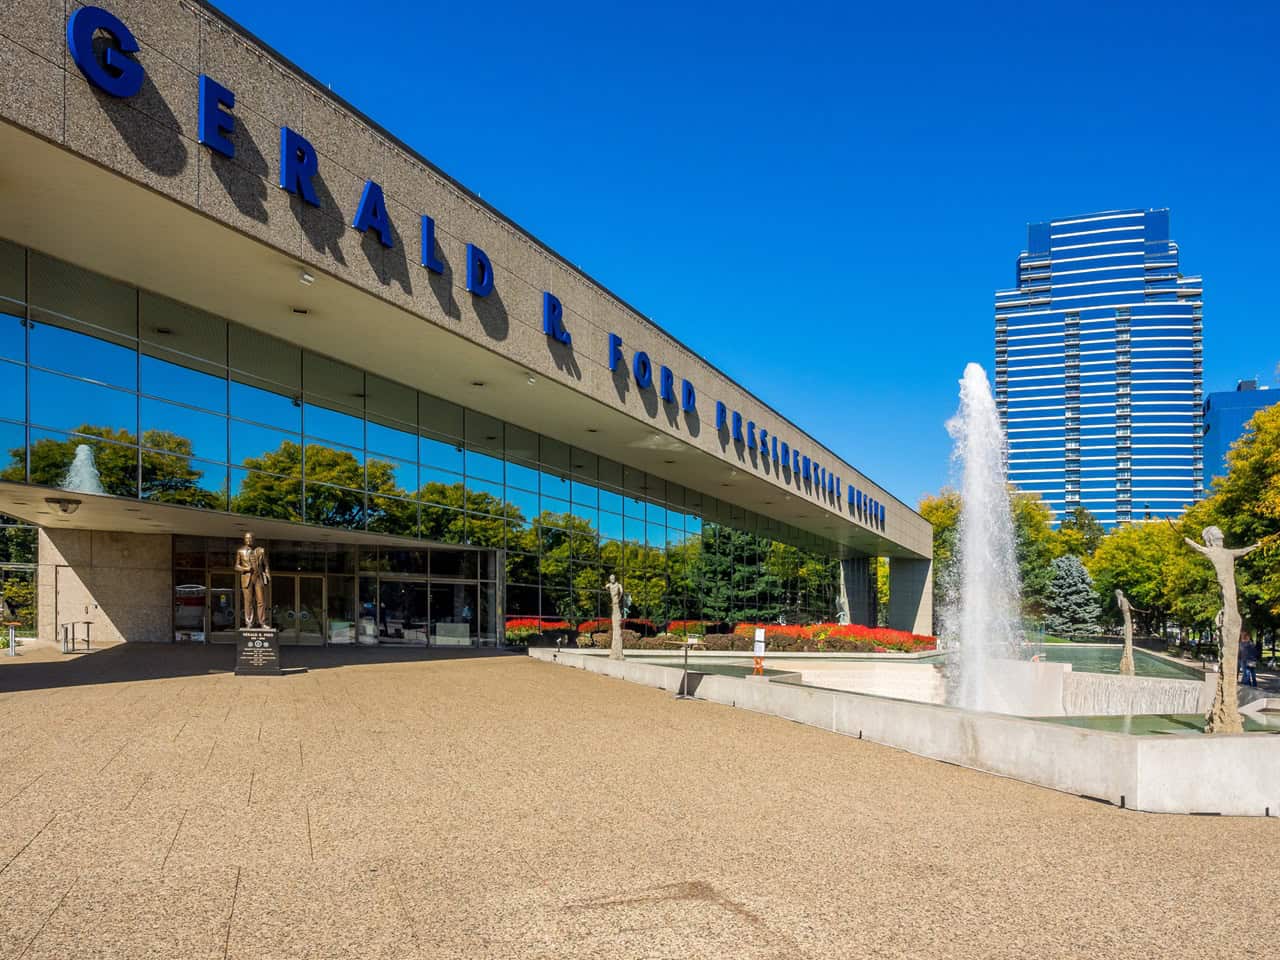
0;643;520;693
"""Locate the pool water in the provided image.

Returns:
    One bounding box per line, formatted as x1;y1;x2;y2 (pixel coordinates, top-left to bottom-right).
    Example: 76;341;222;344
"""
1036;713;1280;735
1031;645;1202;680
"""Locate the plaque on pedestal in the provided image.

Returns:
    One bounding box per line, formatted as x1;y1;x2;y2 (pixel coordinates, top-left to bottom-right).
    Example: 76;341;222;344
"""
235;628;281;675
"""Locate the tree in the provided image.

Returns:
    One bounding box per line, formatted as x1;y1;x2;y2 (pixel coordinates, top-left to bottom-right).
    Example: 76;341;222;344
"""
1053;506;1105;558
876;557;890;626
1087;520;1177;635
918;490;960;617
1044;555;1100;637
1010;491;1056;617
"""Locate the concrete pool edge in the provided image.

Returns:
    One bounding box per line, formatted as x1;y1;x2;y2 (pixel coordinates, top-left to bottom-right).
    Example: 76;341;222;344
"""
531;649;1280;817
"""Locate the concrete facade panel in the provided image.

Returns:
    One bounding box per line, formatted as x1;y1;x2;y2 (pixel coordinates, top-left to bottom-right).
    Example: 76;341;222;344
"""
71;0;202;73
198;16;304;127
2;0;66;67
0;33;64;145
64;73;197;205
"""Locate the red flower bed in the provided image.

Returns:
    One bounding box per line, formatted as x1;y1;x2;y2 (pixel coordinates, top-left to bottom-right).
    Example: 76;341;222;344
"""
504;617;571;631
732;622;936;653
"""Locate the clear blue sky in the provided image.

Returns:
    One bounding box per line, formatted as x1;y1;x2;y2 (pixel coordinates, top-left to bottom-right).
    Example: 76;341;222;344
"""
208;0;1279;510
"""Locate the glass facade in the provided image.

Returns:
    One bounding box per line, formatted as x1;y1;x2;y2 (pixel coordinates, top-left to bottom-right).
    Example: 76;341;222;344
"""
994;209;1204;526
0;240;846;640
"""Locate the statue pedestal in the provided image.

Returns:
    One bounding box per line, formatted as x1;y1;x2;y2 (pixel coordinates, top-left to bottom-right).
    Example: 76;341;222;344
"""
235;627;281;676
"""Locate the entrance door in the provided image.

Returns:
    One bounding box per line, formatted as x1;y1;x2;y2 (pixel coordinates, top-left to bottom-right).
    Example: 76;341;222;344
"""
270;574;326;646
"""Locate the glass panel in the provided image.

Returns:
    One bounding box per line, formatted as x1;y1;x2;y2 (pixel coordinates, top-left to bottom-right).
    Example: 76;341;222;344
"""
30;315;136;388
174;577;207;636
358;576;378;643
209;572;237;635
29;252;136;336
431;548;477;580
0;239;22;304
430;581;476;646
541;469;570;505
366;374;416;426
368;456;416;496
141;397;227;464
230;468;302;522
599;511;623;542
304;483;365;529
599;458;622;488
505;460;539;494
421;503;465;543
30;370;136;439
465;410;502;454
420;433;463;473
419;392;462;439
230;377;301;432
599;487;623;515
327;575;357;644
478;582;498;646
505;583;539;618
380;549;428;577
174;536;206;569
504;487;538;527
465;446;503;484
571;479;597;511
229;326;300;389
0;360;23;423
505;553;538;587
0;312;25;363
269;576;296;635
465;512;505;548
377;580;429;645
328;544;356;574
141;454;227;509
466;477;504;513
305;442;364;487
303;352;363;409
419;467;464;505
141;352;227;414
140;292;226;364
541;436;570;472
305;402;363;449
27;429;136;496
504;424;538;462
297;576;325;646
271;541;328;573
367;419;416;463
367;495;418;536
231;420;300;470
478;552;497;581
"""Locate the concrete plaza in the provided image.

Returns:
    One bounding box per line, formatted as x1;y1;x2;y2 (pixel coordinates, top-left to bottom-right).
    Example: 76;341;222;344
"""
0;646;1275;960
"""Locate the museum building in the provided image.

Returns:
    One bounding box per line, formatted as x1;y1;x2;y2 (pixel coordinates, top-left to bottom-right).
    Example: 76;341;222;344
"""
0;2;932;648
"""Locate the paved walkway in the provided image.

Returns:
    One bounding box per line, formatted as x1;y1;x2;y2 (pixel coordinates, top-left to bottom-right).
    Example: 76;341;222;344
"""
0;645;1276;959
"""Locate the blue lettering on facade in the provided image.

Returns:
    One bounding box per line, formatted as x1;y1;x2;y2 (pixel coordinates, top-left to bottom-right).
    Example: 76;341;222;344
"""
716;401;728;431
681;379;696;413
466;244;494;296
279;127;320;206
68;6;144;99
608;334;625;372
353;181;393;248
542;292;571;345
659;366;675;403
197;75;236;159
632;351;653;389
420;215;445;273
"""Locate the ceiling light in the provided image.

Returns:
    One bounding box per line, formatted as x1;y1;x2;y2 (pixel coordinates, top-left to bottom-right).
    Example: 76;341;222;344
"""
299;271;315;286
292;307;309;316
586;428;598;433
45;496;81;515
471;381;485;387
154;327;173;336
526;375;536;385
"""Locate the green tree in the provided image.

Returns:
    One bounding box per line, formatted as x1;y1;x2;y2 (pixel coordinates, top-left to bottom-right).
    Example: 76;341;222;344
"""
1053;506;1105;558
1087;520;1178;634
1011;491;1055;617
876;557;890;626
1044;555;1101;636
918;490;960;616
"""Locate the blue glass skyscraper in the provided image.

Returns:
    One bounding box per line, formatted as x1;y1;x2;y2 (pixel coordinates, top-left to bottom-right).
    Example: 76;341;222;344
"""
995;209;1203;526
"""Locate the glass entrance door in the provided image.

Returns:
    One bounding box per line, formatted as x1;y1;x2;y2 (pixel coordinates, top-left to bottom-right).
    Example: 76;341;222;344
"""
271;574;326;646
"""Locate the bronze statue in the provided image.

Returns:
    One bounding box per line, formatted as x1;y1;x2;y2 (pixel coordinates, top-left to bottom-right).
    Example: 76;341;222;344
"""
606;573;625;661
1181;526;1259;733
1114;590;1144;677
235;532;271;629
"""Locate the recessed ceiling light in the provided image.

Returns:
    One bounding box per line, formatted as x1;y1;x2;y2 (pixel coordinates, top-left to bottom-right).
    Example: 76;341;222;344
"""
471;381;485;387
526;375;536;385
292;307;309;316
154;326;173;336
586;428;598;433
299;271;315;286
663;459;675;464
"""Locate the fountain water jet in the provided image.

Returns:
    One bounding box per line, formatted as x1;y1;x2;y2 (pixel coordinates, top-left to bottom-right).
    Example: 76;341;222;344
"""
944;363;1023;711
62;443;106;495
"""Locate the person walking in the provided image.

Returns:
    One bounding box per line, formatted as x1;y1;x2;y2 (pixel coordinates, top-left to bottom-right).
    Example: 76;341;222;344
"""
1240;632;1258;688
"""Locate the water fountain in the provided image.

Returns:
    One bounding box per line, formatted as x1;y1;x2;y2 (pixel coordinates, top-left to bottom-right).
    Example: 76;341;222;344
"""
944;362;1024;711
62;443;106;495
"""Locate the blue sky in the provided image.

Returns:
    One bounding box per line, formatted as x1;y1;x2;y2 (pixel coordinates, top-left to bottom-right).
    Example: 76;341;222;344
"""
208;0;1279;510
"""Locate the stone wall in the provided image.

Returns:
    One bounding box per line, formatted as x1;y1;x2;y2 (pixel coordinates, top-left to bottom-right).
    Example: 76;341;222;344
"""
38;529;172;645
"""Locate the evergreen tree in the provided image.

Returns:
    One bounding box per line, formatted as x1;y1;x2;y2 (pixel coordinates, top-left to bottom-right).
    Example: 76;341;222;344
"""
1044;555;1101;637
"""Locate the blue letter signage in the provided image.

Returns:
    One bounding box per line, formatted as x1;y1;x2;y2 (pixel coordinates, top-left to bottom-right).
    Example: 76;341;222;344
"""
197;75;236;159
68;6;144;99
543;292;571;345
420;215;444;273
279;127;319;206
352;180;393;248
466;244;493;296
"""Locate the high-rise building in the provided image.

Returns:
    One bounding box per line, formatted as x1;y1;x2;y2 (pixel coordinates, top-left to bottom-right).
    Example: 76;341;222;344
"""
995;209;1203;526
1203;380;1277;484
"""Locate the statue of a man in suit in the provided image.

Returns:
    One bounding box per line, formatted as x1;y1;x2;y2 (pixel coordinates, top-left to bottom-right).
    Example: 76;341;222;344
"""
235;532;271;629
